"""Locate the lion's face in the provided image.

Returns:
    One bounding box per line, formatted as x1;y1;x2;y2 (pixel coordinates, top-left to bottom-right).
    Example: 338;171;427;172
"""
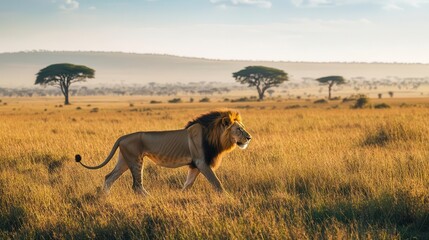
229;121;252;149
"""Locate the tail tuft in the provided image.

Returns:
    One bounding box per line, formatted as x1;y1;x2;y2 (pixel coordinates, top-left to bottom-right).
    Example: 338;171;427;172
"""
75;154;82;162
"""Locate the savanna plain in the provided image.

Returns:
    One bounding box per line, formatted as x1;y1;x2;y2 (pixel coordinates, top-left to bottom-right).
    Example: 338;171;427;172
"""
1;96;429;239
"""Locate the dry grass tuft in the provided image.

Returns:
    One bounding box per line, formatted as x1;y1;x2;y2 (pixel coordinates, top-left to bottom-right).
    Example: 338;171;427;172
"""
363;120;426;146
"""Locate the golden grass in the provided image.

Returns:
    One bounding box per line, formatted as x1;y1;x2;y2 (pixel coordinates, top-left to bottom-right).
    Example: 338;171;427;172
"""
1;96;429;239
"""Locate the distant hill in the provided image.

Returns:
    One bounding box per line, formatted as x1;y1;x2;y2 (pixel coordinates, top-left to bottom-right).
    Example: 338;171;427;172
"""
1;51;429;88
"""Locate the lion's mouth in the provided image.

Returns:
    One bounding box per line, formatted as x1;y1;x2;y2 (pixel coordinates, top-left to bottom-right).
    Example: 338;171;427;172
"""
237;140;250;149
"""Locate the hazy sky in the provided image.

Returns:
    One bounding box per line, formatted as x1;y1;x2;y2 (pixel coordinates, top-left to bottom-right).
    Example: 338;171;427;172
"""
1;0;428;63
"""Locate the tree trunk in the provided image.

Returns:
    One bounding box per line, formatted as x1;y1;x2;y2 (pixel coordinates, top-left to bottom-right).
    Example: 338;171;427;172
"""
328;83;334;100
328;81;335;100
328;84;332;100
64;86;70;105
256;86;264;100
259;92;264;100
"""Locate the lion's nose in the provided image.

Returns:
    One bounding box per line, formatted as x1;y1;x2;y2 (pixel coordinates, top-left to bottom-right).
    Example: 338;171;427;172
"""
246;136;252;140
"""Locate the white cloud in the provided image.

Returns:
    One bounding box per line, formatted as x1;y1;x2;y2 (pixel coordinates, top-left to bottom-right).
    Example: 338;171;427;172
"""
59;0;79;11
211;0;272;9
400;0;429;7
291;0;337;7
291;0;362;7
382;3;403;10
291;0;429;8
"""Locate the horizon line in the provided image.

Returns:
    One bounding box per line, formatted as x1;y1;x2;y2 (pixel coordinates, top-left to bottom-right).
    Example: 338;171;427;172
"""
1;50;428;65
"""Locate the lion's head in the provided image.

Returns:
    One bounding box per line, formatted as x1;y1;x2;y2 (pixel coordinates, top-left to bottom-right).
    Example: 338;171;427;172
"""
227;120;252;150
185;109;252;165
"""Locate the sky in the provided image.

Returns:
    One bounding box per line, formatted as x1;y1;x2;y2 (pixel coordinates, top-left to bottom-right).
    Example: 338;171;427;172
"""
0;0;429;63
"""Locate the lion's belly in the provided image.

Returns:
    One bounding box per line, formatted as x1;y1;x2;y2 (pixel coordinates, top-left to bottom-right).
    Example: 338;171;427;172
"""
145;153;192;168
140;130;193;168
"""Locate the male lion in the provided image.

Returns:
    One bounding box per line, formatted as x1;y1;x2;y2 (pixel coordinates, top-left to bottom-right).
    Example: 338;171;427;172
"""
75;110;252;195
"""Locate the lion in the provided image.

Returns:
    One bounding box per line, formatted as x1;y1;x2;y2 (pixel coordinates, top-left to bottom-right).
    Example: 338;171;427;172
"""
75;109;252;195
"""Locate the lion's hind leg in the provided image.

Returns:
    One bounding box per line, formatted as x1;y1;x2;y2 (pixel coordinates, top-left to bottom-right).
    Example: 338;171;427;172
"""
182;167;200;191
129;159;150;196
103;152;128;194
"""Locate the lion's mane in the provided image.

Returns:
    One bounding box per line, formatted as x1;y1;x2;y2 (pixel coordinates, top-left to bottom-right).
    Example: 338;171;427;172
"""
185;110;242;167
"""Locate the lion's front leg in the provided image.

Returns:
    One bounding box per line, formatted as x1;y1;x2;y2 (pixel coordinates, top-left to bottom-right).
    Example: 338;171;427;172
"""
182;167;200;191
194;160;225;193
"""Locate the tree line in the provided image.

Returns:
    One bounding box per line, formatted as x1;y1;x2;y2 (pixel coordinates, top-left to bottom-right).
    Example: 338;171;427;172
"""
35;63;424;105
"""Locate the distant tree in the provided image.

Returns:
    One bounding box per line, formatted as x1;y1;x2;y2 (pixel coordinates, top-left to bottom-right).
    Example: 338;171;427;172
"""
35;63;95;105
388;91;394;98
267;89;275;97
378;93;382;99
233;66;288;100
316;76;346;100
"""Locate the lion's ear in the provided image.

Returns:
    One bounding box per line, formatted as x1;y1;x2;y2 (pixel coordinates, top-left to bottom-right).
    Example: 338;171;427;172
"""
221;117;232;127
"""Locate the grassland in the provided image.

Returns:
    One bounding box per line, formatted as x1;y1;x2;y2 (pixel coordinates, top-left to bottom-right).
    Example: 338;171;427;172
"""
1;96;429;239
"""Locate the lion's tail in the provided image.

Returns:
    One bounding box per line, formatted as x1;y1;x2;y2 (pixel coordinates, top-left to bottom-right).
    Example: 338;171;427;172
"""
75;135;124;170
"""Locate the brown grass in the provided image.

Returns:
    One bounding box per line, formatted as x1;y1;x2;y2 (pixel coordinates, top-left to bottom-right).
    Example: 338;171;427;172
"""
1;96;429;239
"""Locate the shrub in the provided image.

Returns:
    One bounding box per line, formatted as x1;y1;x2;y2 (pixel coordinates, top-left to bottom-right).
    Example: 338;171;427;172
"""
199;97;210;103
231;97;253;102
399;103;415;108
374;103;390;109
352;96;369;109
314;99;328;104
285;104;307;109
150;100;162;104
342;98;354;103
343;94;366;103
168;98;182;103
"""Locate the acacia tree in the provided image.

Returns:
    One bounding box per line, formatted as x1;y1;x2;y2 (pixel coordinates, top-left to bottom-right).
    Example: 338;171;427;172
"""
316;75;346;100
233;66;288;100
35;63;95;105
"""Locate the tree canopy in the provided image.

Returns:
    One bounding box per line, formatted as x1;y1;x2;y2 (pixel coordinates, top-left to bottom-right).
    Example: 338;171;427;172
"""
316;75;346;99
233;66;288;100
35;63;95;104
316;76;346;85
